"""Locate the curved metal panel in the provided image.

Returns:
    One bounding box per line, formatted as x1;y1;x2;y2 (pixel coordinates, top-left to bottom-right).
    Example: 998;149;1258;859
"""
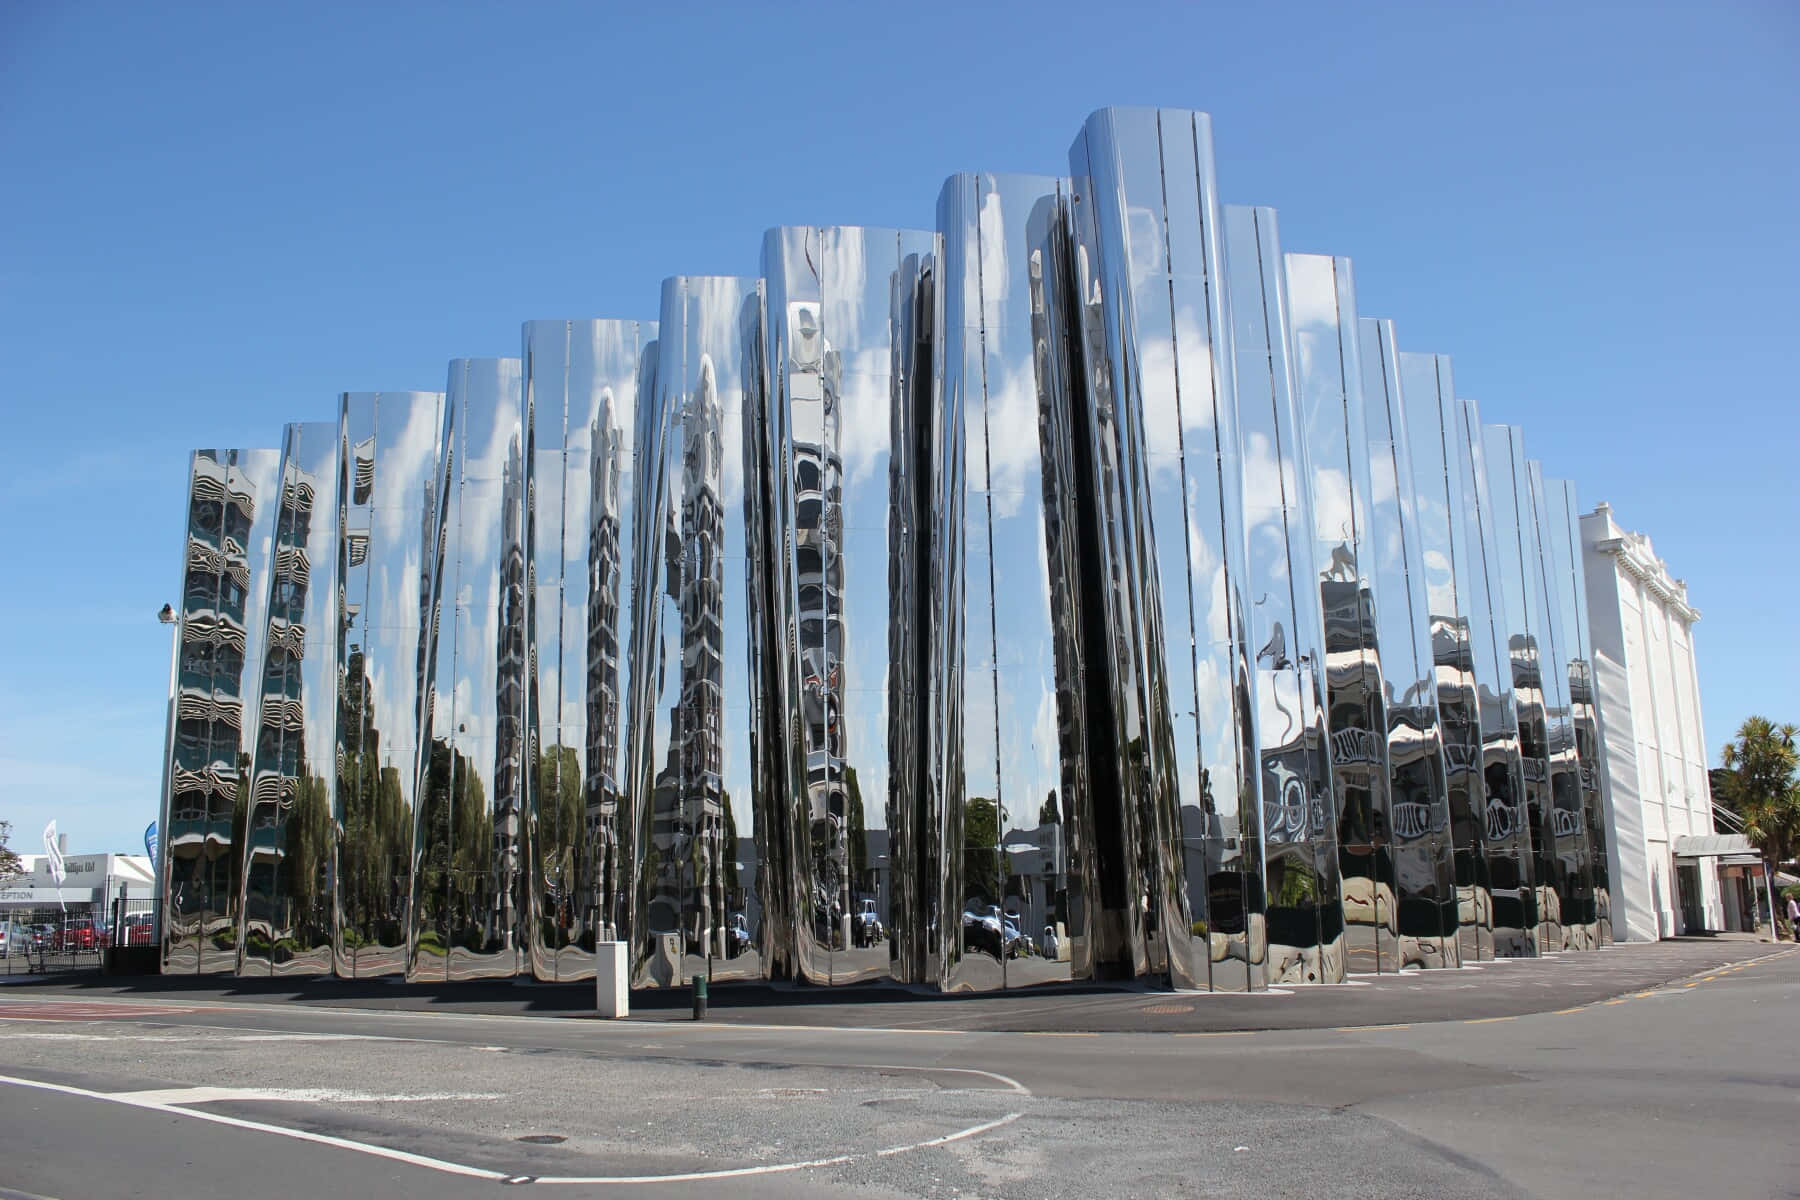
1225;209;1345;986
524;320;656;981
1527;459;1597;949
1286;255;1395;977
162;448;280;974
408;358;528;980
935;173;1083;991
627;277;770;988
333;390;443;978
1356;320;1454;970
1552;477;1612;945
1393;354;1474;968
761;224;935;984
1479;421;1564;950
238;427;338;976
1066;107;1261;990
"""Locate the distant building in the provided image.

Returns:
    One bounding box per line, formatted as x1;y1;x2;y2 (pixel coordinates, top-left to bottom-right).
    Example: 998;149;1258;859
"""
1581;504;1730;937
2;854;155;911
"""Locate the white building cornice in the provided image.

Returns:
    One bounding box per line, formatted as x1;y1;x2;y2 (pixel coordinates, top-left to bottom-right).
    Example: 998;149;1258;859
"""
1593;528;1700;624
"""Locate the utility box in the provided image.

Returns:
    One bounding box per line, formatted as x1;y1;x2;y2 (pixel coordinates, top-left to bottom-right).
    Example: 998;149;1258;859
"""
595;942;628;1018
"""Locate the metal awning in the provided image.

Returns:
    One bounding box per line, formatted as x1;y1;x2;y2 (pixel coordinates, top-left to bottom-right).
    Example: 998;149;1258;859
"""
1672;833;1756;859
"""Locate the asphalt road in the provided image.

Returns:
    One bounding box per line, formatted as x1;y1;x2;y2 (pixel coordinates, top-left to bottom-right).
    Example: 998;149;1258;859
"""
2;942;1794;1199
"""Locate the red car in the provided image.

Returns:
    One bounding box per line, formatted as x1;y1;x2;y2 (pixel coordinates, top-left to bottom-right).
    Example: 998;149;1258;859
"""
55;919;98;951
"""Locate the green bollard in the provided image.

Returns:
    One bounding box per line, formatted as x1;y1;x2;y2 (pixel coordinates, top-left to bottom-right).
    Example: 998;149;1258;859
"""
692;973;709;1020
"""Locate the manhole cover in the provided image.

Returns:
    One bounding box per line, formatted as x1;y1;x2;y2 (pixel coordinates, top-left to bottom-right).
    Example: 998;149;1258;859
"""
516;1135;567;1145
1142;1003;1194;1014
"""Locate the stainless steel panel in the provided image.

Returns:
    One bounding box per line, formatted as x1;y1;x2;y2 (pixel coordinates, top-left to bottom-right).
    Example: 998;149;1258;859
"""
1066;107;1262;990
238;427;338;976
1479;421;1563;950
334;391;443;978
627;278;769;988
1356;320;1454;971
525;320;656;981
1394;354;1476;968
1287;254;1394;977
1527;459;1596;949
408;359;528;980
162;448;280;974
762;225;934;985
1551;477;1611;945
934;173;1081;991
1225;208;1344;985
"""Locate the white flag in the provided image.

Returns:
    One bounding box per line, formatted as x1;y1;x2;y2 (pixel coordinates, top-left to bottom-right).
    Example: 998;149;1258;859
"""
43;821;65;885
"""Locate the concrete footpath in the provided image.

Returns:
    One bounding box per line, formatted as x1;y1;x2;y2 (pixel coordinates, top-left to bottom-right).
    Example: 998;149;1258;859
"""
4;934;1783;1034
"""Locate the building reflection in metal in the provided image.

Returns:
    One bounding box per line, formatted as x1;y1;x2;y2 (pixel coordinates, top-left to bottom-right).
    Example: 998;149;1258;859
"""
1448;399;1536;956
238;426;338;976
935;174;1083;991
1479;420;1569;950
1065;107;1261;990
333;392;444;978
1544;475;1613;945
627;277;772;988
408;359;527;981
1526;458;1598;950
1286;254;1396;976
762;225;935;984
161;448;280;974
1355;320;1456;970
1224;209;1344;986
524;320;656;981
1395;353;1476;967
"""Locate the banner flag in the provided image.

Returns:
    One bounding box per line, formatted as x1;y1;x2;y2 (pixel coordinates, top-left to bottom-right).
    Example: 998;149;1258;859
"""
43;821;65;885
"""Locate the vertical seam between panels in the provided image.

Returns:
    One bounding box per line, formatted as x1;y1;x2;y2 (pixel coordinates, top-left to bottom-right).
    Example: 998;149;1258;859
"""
971;208;1006;987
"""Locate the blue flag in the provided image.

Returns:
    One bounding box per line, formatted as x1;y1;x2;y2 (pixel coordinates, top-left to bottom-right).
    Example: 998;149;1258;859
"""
145;821;158;867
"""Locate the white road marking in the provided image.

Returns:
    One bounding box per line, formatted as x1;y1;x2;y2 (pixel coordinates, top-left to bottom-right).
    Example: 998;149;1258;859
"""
112;1086;505;1105
0;1071;1023;1187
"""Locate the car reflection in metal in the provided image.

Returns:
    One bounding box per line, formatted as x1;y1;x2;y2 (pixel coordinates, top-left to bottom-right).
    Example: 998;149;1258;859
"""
762;226;935;984
1287;254;1397;977
627;278;772;989
408;359;528;981
1356;320;1457;970
162;448;280;974
1225;209;1345;986
238;426;339;976
524;320;657;981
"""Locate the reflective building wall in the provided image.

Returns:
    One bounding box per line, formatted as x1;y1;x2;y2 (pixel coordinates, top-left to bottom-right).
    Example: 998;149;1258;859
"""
1355;319;1454;971
524;319;656;981
1066;107;1261;990
410;358;527;981
1225;207;1344;986
161;103;1628;997
238;426;338;976
628;277;771;988
162;448;281;974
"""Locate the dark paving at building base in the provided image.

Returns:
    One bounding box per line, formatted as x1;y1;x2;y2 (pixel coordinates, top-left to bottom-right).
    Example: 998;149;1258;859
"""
4;936;1782;1033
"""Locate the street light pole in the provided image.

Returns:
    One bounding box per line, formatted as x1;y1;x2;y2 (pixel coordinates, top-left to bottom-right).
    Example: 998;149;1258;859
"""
155;603;179;953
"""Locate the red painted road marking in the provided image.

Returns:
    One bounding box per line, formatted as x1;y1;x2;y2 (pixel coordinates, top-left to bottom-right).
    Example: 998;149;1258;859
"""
0;1001;212;1021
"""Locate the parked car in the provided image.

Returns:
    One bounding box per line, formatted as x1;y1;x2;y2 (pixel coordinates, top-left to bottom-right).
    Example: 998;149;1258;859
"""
961;906;1029;959
853;898;884;947
56;919;98;951
0;921;29;956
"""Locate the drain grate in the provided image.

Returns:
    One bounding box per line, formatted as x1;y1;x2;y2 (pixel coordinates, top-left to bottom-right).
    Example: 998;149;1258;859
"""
1141;1003;1194;1014
516;1134;567;1145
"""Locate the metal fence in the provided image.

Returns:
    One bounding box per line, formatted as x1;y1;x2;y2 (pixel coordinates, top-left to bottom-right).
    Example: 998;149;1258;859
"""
2;899;156;975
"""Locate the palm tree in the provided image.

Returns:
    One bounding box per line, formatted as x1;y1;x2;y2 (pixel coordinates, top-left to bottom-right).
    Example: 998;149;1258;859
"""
1715;717;1800;868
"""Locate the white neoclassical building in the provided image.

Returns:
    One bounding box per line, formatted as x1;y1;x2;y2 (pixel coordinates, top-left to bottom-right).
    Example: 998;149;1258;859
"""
1581;504;1735;939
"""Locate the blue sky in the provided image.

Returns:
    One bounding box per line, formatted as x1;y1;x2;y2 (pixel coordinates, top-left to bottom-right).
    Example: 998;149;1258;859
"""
2;1;1794;853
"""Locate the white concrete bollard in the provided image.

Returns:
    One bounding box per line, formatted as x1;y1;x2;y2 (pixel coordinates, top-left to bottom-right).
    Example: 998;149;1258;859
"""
595;941;629;1018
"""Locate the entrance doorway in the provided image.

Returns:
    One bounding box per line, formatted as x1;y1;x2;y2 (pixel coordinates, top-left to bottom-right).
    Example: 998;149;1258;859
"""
1676;863;1705;932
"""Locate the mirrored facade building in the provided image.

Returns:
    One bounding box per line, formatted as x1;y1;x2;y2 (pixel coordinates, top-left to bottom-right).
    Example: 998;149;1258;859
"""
160;105;1635;994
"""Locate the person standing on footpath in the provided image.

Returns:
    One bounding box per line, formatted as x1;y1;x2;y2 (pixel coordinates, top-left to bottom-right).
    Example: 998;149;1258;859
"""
1786;892;1800;941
